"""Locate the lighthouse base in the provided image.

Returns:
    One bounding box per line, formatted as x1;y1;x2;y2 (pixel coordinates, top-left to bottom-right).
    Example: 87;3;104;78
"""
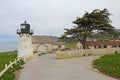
21;54;35;62
18;34;34;62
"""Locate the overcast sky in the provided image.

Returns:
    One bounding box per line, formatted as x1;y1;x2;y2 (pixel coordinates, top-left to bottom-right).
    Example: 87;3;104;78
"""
0;0;120;43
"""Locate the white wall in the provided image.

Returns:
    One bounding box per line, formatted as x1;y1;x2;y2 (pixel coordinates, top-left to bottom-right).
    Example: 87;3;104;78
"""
18;33;33;58
32;43;53;53
76;42;83;49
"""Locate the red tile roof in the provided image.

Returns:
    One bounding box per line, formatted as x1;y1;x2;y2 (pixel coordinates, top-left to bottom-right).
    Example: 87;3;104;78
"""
86;40;120;46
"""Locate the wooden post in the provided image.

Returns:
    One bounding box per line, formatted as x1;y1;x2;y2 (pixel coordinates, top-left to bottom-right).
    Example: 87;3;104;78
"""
81;49;84;56
17;57;19;61
15;59;17;65
18;57;21;62
10;61;13;68
5;64;7;68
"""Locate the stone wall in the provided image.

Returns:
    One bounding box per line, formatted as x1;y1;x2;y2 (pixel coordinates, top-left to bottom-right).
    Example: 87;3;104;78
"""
56;48;120;58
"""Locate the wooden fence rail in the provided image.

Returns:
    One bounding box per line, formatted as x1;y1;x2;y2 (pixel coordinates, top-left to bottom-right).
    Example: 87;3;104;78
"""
0;58;21;77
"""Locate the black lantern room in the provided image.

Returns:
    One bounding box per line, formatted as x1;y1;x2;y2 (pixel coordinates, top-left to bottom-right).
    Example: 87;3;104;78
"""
17;21;33;35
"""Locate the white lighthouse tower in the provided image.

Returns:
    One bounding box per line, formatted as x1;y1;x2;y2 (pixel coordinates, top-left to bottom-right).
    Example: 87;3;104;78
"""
17;21;34;62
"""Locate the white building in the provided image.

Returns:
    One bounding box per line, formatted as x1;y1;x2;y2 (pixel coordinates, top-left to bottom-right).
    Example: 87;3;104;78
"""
32;35;65;53
17;21;34;61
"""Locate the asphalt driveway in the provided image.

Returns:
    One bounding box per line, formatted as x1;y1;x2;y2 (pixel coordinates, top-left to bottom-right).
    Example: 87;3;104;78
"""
19;54;116;80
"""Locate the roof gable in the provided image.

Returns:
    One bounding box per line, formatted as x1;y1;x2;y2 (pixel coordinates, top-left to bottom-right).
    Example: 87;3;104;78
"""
32;35;53;43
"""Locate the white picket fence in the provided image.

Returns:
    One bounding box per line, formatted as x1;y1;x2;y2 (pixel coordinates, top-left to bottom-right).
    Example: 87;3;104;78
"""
0;58;21;77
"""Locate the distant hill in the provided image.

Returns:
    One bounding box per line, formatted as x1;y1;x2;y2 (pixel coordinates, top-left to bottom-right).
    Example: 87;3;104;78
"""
115;29;120;33
52;36;58;42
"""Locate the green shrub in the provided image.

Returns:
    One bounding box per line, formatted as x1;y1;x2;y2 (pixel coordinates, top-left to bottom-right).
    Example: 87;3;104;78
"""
60;49;66;51
0;59;24;80
88;53;92;56
93;54;120;78
0;52;17;71
83;54;85;56
114;51;118;54
41;52;46;55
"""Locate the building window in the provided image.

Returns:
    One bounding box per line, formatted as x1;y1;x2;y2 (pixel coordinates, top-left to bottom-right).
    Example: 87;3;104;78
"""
103;45;107;48
118;45;120;47
94;45;96;49
98;45;102;48
21;25;25;29
112;45;117;48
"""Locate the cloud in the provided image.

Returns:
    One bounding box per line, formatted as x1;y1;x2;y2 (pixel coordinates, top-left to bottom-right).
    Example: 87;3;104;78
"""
0;0;120;40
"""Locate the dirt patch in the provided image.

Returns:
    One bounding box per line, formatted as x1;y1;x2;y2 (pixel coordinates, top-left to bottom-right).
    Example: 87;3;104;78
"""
14;70;21;80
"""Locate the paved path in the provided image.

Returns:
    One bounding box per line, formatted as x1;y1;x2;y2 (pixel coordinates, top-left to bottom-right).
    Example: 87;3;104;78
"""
19;54;116;80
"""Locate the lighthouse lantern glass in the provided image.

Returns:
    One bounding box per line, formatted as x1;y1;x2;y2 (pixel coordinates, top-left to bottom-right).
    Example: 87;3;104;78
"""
21;25;25;29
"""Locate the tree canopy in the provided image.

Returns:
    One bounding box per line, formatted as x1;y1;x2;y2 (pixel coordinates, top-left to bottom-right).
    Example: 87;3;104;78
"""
64;8;114;49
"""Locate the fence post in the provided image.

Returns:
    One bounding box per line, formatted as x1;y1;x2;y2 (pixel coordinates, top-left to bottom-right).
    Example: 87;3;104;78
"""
5;64;7;68
15;59;17;65
18;57;20;62
18;57;21;62
82;49;84;56
10;61;13;68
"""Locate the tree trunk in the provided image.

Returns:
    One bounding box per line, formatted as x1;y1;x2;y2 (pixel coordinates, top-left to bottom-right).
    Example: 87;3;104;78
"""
80;40;87;49
82;42;86;49
77;35;87;49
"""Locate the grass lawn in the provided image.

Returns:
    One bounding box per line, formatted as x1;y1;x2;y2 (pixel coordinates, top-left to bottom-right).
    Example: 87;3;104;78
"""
93;53;120;78
0;51;24;80
66;44;76;49
0;51;17;71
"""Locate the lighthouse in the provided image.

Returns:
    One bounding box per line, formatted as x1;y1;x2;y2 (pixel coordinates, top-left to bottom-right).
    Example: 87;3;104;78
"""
17;21;34;62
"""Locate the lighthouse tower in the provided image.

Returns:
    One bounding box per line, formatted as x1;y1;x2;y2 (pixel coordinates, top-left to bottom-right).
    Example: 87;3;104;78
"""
17;21;34;61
